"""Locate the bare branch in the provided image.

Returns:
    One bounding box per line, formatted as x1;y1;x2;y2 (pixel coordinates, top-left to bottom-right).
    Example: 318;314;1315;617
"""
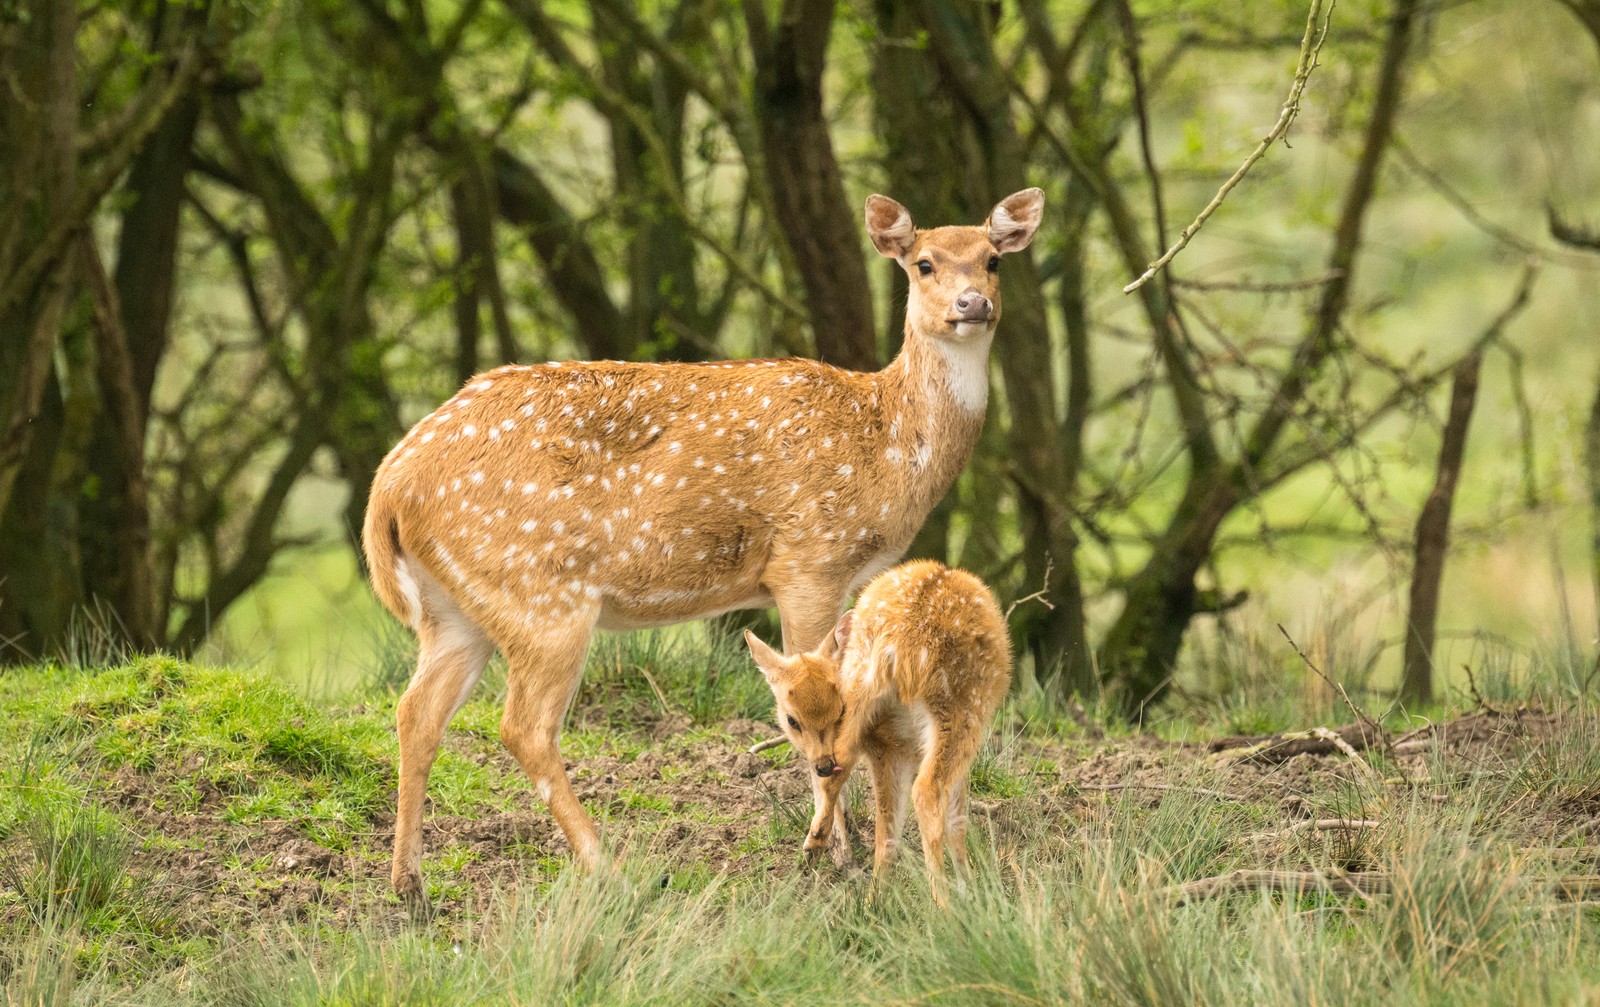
1123;0;1334;293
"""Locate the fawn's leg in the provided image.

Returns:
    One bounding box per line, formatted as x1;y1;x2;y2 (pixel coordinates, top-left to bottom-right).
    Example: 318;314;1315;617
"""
803;769;849;864
392;581;496;919
912;722;981;907
946;770;972;878
499;604;604;869
866;741;915;882
774;582;853;866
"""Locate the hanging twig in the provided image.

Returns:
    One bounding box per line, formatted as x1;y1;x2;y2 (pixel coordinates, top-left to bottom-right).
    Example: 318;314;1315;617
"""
1123;0;1335;293
1005;556;1058;619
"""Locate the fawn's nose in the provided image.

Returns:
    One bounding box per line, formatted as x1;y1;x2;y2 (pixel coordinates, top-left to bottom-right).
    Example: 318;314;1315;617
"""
953;288;993;322
814;756;838;778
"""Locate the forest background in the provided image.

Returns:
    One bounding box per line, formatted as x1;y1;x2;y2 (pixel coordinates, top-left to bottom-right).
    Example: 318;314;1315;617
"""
4;0;1600;713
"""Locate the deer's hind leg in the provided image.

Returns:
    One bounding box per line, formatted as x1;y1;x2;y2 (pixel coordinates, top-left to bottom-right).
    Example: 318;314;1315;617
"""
865;735;915;883
392;571;496;919
498;602;604;869
911;713;985;906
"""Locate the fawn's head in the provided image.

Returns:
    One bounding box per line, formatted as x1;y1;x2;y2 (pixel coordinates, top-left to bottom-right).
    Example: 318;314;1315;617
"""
865;189;1045;344
745;615;853;778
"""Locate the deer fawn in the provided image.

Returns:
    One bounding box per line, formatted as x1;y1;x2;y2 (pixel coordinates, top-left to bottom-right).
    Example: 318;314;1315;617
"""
745;560;1011;903
362;189;1042;917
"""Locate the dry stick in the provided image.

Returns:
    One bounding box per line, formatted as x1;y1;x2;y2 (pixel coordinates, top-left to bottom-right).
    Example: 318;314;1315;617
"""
1123;0;1335;294
1169;870;1600;906
1167;869;1390;905
1074;782;1250;802
1277;624;1384;738
1244;818;1381;843
748;735;789;755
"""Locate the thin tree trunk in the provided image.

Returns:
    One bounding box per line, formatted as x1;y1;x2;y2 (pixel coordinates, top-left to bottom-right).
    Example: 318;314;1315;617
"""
0;0;78;523
1401;352;1482;706
745;0;877;370
450;175;485;386
912;0;1092;685
1587;372;1600;647
78;236;158;648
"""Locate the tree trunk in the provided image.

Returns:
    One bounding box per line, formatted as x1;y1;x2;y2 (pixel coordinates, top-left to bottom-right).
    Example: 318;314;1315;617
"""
912;0;1093;688
492;146;628;360
745;0;877;371
79;236;159;649
1587;371;1600;647
77;56;204;650
1401;352;1482;706
0;0;78;524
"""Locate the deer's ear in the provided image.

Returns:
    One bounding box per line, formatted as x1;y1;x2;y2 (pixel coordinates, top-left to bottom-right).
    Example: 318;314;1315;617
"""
986;188;1045;254
820;610;853;661
865;195;916;259
744;630;792;683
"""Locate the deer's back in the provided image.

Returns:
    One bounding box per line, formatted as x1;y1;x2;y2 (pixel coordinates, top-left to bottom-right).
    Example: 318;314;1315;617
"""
370;358;911;634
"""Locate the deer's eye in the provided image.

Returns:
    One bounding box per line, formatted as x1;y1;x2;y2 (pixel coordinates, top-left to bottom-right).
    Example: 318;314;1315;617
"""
987;255;1000;273
916;260;933;276
786;715;801;732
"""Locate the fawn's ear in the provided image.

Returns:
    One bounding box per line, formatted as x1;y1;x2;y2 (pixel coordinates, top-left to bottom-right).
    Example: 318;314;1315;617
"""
986;187;1045;254
820;611;853;661
865;195;916;259
744;630;791;683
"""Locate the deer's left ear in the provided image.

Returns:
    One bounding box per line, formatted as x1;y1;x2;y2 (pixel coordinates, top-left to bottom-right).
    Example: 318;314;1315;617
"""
744;630;792;683
986;188;1045;254
820;610;853;661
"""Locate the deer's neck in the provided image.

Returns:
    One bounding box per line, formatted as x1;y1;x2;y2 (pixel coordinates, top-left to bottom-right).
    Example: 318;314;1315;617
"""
873;327;990;496
881;326;992;422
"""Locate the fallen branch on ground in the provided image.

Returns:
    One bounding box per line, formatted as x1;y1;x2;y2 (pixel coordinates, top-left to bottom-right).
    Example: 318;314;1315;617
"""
748;736;788;754
1208;720;1383;765
1244;818;1381;843
1073;782;1250;802
1168;869;1600;905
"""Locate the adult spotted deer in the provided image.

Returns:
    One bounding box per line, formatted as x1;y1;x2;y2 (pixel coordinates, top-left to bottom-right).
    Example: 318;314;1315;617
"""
362;189;1043;916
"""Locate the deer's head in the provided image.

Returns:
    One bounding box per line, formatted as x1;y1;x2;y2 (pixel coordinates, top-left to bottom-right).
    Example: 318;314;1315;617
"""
744;616;853;779
865;189;1045;345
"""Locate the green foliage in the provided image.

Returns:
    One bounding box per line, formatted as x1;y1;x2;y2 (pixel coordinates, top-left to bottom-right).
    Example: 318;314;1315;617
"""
581;625;775;726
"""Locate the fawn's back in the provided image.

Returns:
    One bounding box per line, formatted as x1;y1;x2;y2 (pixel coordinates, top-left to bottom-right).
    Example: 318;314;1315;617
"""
846;560;1012;727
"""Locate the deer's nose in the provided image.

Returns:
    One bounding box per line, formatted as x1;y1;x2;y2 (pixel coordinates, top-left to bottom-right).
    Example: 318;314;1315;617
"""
814;756;838;778
953;288;992;321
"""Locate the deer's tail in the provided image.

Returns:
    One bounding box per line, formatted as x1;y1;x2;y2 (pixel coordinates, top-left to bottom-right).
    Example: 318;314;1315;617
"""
361;487;421;630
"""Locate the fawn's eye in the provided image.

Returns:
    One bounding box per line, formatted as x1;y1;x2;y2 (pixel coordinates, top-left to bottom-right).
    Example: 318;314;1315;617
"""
786;715;801;732
916;260;933;276
987;255;1000;273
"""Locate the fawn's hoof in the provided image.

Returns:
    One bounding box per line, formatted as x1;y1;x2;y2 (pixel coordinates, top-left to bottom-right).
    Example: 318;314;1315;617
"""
395;874;433;924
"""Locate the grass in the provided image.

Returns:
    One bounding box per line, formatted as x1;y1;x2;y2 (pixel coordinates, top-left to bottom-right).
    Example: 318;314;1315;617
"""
2;632;1599;1004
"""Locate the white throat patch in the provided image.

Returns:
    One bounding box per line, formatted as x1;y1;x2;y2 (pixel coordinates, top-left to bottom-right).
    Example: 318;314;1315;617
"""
936;330;993;413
